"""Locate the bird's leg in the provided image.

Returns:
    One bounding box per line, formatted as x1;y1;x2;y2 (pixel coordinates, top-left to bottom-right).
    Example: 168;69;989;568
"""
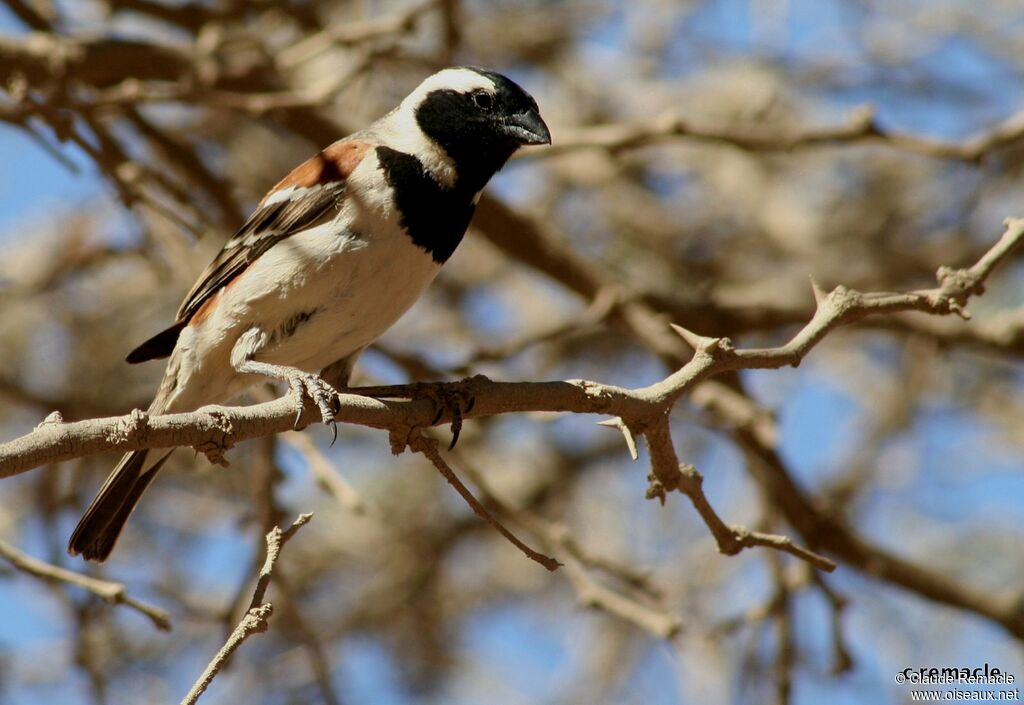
231;328;340;443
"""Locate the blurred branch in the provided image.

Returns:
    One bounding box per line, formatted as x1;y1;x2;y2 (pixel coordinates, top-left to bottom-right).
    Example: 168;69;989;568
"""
559;546;682;639
537;104;1024;163
6;90;207;233
103;0;236;33
455;457;682;639
474;195;813;346
810;569;854;674
736;404;1024;639
50;54;379;117
281;432;366;515
452;286;619;373
0;33;193;86
277;0;439;68
2;0;55;31
867;309;1024;356
541;519;682;639
271;573;343;705
0;537;171;629
124;107;244;229
180;513;312;705
770;555;795;705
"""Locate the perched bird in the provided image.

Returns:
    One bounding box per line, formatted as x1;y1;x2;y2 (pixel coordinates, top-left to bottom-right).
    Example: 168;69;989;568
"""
69;67;550;561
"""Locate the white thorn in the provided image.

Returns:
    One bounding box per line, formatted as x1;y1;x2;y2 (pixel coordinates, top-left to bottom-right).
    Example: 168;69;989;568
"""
669;323;719;352
597;416;638;460
809;276;828;306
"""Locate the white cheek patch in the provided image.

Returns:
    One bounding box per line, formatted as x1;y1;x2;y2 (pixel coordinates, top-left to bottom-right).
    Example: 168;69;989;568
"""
375;110;458;188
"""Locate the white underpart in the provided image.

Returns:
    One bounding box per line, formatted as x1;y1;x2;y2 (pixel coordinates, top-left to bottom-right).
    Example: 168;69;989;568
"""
373;68;497;189
163;150;443;412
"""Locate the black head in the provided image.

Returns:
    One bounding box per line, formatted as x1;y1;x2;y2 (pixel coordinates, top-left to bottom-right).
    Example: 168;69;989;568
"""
410;67;550;189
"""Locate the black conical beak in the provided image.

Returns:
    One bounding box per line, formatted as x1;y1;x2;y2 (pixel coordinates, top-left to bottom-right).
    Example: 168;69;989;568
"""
501;109;551;145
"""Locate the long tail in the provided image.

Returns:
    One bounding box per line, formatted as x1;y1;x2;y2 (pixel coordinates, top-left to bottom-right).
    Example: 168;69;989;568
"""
67;449;172;561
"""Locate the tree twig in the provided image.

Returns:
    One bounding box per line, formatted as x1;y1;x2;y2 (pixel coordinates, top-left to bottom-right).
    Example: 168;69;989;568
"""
179;513;313;705
404;431;561;571
643;417;836;572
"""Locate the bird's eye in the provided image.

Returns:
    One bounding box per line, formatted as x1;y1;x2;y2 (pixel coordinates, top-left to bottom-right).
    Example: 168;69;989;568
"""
472;91;493;110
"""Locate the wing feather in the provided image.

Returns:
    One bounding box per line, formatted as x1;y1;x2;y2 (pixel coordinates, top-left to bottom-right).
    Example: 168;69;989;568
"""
125;139;371;364
175;183;345;322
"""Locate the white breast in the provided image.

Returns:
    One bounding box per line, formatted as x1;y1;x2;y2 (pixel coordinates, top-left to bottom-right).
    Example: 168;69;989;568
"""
169;151;443;408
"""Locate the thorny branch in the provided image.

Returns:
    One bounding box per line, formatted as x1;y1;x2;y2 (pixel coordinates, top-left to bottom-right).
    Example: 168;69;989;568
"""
1;218;1020;576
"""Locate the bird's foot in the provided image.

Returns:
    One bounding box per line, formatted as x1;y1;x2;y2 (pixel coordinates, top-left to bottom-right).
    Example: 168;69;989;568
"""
408;381;476;450
347;378;481;449
286;371;340;445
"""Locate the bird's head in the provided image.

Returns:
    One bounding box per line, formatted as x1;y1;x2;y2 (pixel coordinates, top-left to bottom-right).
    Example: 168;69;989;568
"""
396;66;550;188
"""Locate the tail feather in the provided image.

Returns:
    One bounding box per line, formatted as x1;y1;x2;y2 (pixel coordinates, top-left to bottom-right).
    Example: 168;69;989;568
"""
68;449;172;562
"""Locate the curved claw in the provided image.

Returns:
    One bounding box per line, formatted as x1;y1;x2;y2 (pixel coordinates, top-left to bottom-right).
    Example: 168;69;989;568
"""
447;422;461;451
285;371;340;441
407;381;475;450
447;400;464;450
